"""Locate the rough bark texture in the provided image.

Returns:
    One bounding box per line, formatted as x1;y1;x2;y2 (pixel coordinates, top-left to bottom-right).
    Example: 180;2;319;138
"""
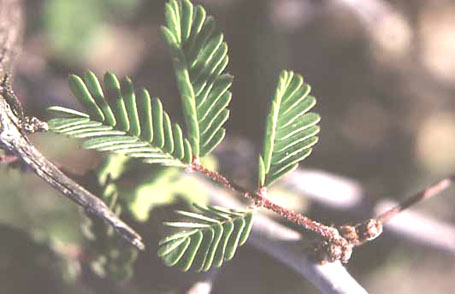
0;0;144;250
0;0;22;81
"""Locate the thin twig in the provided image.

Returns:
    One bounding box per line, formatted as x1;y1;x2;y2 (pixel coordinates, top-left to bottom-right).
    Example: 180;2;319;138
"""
254;191;341;241
191;160;248;193
191;174;369;294
375;200;455;253
192;161;360;263
376;176;455;223
191;162;342;242
281;168;455;253
186;280;213;294
185;271;218;294
282;169;363;210
192;158;454;262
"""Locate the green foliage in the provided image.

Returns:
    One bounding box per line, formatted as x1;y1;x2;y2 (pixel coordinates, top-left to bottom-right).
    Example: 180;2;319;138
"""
158;204;255;271
48;71;193;166
81;155;138;281
162;0;232;158
44;0;139;61
258;70;320;187
44;0;101;60
47;0;323;275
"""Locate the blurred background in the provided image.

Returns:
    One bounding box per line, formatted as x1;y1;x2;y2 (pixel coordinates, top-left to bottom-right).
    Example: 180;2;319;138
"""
0;0;454;293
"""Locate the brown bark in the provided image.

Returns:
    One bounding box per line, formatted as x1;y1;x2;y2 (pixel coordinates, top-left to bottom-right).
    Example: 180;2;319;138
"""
0;0;22;81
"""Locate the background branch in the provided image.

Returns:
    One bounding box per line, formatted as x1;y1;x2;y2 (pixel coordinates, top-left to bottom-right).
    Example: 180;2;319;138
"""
0;0;22;78
375;200;455;253
193;165;453;292
282;169;455;254
185;270;218;294
0;0;143;250
190;174;369;294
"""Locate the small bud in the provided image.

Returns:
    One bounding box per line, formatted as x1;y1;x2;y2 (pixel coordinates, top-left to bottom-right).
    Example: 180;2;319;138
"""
339;225;359;243
316;239;353;264
357;219;383;242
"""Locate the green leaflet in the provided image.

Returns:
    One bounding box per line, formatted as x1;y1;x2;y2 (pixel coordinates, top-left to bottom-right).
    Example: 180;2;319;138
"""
259;70;320;187
46;0;326;275
47;71;193;166
162;0;232;158
158;204;255;272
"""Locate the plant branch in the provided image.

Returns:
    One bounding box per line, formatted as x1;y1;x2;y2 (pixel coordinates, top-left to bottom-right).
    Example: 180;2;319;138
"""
282;169;364;210
0;0;143;250
186;280;213;294
191;161;352;263
375;199;455;253
185;271;218;294
0;98;144;250
191;160;247;193
191;161;341;241
376;176;455;223
191;159;453;262
282;169;455;253
191;173;369;294
194;160;453;291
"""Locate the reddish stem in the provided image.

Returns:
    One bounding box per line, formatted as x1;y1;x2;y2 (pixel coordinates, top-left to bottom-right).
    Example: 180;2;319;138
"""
191;161;246;193
191;161;454;263
377;175;455;223
254;189;340;240
191;161;340;240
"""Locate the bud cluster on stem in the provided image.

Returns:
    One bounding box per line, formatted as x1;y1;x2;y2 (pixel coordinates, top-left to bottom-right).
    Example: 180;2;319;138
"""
191;160;454;263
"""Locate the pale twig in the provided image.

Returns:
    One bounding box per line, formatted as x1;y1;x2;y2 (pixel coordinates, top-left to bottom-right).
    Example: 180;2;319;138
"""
282;169;455;253
376;176;454;223
282;169;363;210
186;280;213;294
376;200;455;253
248;213;368;294
185;270;218;294
185;269;220;294
188;174;369;294
0;0;144;250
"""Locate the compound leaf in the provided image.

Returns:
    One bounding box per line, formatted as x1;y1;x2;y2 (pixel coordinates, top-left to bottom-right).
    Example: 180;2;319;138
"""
158;204;255;271
258;70;320;187
163;0;232;158
48;71;193;166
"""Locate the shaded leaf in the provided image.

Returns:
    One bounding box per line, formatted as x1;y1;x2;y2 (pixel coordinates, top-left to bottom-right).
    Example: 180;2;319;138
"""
158;204;255;271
